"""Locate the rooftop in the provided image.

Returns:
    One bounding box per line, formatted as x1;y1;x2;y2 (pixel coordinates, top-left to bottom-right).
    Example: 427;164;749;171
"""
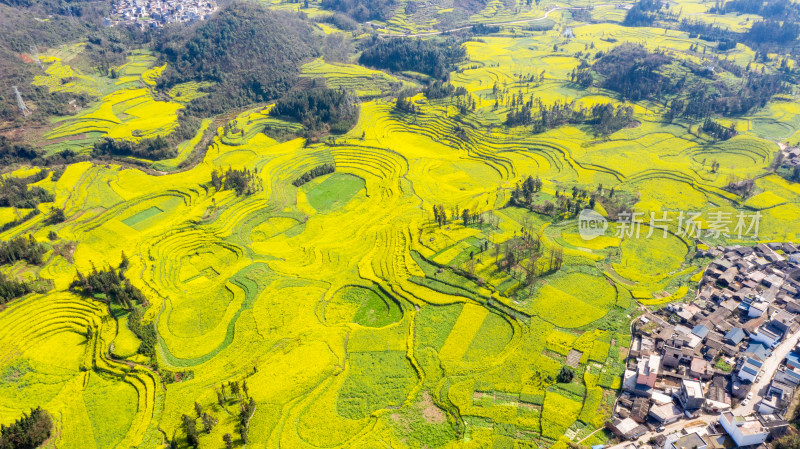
673;432;707;449
720;412;768;436
683;379;704;398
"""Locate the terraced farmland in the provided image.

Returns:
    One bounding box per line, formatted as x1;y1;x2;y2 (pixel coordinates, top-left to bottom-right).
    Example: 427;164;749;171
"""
4;0;800;447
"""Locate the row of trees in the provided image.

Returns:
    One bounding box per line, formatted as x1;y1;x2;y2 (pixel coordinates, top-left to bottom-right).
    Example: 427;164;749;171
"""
432;204;486;227
0;210;39;234
291;164;336;188
506;100;635;136
92;136;173;160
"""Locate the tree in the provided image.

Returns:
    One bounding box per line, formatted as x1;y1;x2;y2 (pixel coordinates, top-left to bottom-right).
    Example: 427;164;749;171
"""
201;413;217;433
239;398;256;444
181;414;199;448
774;435;800;449
194;402;203;418
211;169;222;191
462;208;470;226
557;366;574;383
45;207;65;225
223;433;234;449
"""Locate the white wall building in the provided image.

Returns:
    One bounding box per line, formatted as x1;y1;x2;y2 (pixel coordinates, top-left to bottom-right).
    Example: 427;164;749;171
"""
718;412;769;447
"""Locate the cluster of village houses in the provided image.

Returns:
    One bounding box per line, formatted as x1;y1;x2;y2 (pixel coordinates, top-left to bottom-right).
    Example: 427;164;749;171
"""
780;146;800;172
606;242;800;449
105;0;217;28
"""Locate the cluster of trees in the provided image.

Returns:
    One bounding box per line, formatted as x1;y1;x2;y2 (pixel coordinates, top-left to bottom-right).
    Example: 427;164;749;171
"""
786;166;800;182
395;93;419;114
68;254;157;359
211;167;262;196
596;44;786;118
0;170;54;209
0;235;45;266
509;176;543;208
0;273;34;305
92;115;202;161
0;137;38;165
69;257;147;311
155;3;319;117
664;72;786;118
725;177;755;198
291;164;335;188
320;0;395;21
505;99;635;136
127;306;157;359
320;13;359;31
746;20;800;45
593;44;672;102
431;204;449;227
213;381;255;445
495;229;564;286
569;60;593;88
706;1;800;45
557;366;574;383
179;403;219;448
358;37;466;79
92;136;174;161
622;0;665;27
623;0;800;48
46;207;66;225
0;138;84;167
0;407;52;449
471;23;501;35
710;0;800;20
270;88;359;135
590;103;635;136
509;176;600;218
424;81;466;100
701;118;737;140
774;435;800;449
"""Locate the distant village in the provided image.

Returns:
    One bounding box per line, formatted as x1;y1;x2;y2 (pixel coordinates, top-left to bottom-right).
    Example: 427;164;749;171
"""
606;242;800;449
105;0;217;28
